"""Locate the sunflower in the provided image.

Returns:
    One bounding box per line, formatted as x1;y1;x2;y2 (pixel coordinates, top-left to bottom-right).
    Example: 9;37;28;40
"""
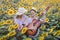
53;30;60;36
38;10;44;16
6;9;15;16
49;28;54;33
17;2;23;6
41;5;46;10
41;32;49;37
44;2;50;5
11;0;14;2
5;20;13;24
10;7;15;10
14;10;18;13
38;36;44;40
52;26;56;29
45;32;49;37
1;4;5;8
24;6;29;10
17;2;24;8
28;1;33;5
32;0;37;2
4;0;9;2
21;0;27;4
56;0;60;3
28;6;32;10
13;24;19;29
0;37;3;40
38;13;41;16
45;18;49;22
6;1;11;5
38;0;44;3
7;30;16;37
0;11;5;14
26;0;33;5
0;11;2;14
21;27;28;34
8;25;13;31
0;21;5;26
0;36;7;40
18;5;21;8
25;37;32;40
40;25;46;30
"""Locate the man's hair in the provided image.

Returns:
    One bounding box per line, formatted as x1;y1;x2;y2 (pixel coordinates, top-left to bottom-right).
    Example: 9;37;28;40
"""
30;9;37;13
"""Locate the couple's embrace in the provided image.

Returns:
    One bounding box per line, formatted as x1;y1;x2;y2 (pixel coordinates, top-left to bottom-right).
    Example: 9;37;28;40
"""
14;5;51;37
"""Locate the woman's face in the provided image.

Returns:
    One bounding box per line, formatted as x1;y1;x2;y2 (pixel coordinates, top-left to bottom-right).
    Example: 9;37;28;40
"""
16;14;24;18
19;14;24;18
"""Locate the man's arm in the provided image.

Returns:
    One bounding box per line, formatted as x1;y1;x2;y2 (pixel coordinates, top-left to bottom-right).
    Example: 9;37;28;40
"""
39;5;51;23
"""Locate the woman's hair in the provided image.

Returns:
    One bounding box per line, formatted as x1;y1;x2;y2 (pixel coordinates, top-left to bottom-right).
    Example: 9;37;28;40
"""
16;15;20;18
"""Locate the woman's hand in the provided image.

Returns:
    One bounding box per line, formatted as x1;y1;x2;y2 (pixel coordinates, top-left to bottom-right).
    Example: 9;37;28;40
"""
17;27;21;31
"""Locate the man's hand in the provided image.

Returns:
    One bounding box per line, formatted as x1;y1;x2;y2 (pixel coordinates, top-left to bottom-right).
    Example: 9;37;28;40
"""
28;26;37;30
45;5;52;11
40;5;52;23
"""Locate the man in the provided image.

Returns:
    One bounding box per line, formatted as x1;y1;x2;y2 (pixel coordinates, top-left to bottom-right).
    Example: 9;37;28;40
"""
26;5;51;37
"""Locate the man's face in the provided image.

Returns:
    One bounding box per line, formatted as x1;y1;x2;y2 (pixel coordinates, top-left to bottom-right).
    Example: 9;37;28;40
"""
31;11;35;14
31;11;36;16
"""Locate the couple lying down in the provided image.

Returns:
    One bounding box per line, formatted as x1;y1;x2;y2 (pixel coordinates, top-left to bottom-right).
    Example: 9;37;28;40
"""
14;5;51;37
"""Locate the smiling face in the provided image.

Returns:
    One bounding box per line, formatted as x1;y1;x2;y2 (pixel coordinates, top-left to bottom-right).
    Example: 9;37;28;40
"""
31;11;35;17
16;13;24;19
30;9;37;17
31;11;35;14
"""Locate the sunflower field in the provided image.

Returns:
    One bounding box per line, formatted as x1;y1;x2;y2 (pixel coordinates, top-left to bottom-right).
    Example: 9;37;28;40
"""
0;0;60;40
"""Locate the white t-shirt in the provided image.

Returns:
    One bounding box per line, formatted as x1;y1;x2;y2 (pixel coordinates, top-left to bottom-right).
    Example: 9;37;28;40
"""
14;15;33;30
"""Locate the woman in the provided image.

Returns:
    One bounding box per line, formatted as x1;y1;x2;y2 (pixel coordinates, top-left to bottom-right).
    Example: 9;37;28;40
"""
14;7;33;31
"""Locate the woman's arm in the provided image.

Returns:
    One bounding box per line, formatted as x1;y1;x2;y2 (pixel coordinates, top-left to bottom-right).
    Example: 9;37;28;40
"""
23;15;29;27
14;18;23;31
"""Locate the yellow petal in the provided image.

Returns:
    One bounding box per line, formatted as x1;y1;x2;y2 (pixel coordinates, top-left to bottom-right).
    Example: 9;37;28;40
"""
21;27;28;34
